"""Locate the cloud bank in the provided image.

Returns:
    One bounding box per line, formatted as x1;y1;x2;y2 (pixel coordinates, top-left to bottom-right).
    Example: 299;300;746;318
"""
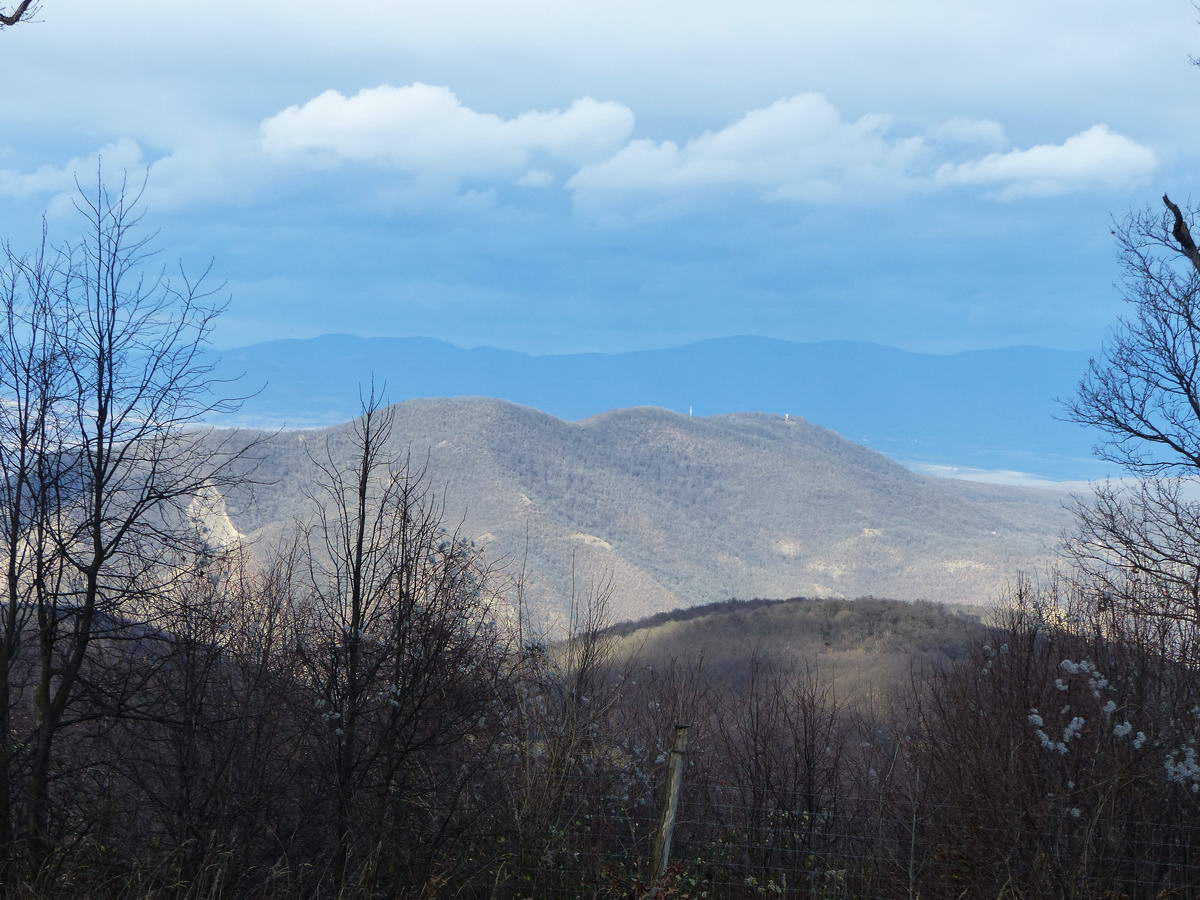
6;85;1159;219
567;98;1156;217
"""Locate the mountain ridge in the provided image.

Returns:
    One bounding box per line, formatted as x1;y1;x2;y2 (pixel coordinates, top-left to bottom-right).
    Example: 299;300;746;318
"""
204;334;1103;480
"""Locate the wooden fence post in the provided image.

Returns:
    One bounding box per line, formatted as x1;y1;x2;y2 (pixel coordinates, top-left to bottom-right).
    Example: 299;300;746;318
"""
649;724;690;889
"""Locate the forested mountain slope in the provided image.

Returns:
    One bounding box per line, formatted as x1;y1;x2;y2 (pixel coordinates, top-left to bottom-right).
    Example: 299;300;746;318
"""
209;398;1075;629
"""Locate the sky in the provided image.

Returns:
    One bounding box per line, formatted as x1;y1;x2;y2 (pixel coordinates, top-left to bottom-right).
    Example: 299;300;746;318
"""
2;1;1198;354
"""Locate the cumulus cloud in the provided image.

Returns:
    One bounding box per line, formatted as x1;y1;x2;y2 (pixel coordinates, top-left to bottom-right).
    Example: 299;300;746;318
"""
260;83;634;179
934;124;1157;199
567;93;928;213
565;95;1157;216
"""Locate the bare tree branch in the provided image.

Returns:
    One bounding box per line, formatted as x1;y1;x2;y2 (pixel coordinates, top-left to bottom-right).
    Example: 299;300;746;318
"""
0;1;36;27
1164;193;1200;273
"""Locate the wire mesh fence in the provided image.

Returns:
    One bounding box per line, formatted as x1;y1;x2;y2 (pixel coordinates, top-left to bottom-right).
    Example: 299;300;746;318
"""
487;777;1200;899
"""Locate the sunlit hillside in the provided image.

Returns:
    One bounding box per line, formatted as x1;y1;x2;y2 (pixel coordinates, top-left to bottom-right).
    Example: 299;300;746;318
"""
606;594;990;699
204;397;1075;629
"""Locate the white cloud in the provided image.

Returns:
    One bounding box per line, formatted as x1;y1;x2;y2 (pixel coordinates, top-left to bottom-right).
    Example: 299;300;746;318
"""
934;124;1157;199
568;93;928;213
260;83;634;179
0;136;275;215
566;95;1157;216
0;138;145;203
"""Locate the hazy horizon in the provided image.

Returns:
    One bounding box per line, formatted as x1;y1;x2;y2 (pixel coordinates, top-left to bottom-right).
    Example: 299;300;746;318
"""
210;330;1099;357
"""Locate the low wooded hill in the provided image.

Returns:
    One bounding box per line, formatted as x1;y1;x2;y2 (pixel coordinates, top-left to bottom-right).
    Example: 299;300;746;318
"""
604;594;991;698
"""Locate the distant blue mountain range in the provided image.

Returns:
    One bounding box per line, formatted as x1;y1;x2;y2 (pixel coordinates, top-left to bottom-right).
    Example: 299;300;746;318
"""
207;334;1111;481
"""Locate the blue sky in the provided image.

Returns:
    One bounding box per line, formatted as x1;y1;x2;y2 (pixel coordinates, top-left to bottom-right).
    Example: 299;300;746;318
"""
2;0;1198;354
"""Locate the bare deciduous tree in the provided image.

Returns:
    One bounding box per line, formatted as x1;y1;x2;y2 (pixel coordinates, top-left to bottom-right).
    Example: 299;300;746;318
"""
0;174;256;868
0;224;65;867
1063;196;1200;637
293;388;510;885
